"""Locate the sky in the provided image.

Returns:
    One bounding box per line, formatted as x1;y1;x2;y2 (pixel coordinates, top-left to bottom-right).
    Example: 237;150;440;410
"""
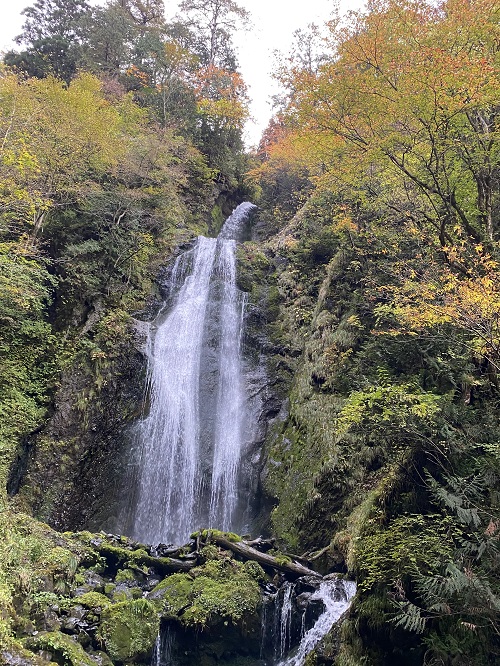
0;0;362;147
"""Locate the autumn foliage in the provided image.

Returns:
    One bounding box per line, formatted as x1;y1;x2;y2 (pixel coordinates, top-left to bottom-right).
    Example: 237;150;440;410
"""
253;2;500;662
256;0;500;374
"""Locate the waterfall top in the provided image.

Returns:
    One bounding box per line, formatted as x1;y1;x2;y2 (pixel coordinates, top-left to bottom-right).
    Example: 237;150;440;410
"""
219;202;257;241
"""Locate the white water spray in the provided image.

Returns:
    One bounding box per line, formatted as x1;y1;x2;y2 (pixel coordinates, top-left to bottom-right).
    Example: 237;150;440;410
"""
277;578;357;666
130;202;256;545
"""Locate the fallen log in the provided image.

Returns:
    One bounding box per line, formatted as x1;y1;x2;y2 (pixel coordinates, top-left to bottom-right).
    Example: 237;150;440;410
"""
244;536;276;552
302;545;330;562
96;542;197;574
206;532;321;579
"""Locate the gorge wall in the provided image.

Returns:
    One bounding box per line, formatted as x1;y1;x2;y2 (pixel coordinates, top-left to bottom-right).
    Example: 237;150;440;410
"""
3;175;500;666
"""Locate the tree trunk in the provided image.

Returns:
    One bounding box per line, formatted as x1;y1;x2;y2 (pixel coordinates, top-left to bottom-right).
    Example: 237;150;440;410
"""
207;533;322;578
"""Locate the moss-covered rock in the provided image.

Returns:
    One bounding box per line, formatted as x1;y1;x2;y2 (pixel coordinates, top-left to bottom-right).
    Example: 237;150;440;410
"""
97;598;159;663
151;559;261;630
150;573;193;616
1;639;52;666
25;631;96;666
114;569;136;584
73;591;111;612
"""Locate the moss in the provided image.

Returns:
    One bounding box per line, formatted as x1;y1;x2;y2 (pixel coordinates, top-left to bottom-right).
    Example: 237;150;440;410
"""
72;573;85;586
114;568;136;583
185;576;260;628
273;554;292;566
236;243;271;293
0;582;14;643
97;542;180;576
87;652;113;666
199;545;219;561
97;544;132;569
196;529;242;543
210;204;224;233
304;652;318;666
97;599;159;663
182;560;260;629
242;561;266;582
25;631;96;666
104;583;116;596
74;591;111;611
151;573;193;617
151;559;262;631
1;640;56;665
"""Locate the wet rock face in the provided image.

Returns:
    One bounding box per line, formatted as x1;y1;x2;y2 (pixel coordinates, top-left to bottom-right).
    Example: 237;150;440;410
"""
159;621;265;666
235;241;296;535
10;322;148;532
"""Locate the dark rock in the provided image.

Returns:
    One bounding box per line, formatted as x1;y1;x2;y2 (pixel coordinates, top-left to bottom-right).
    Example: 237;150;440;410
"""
65;606;86;621
152;543;176;557
296;575;322;594
0;647;45;666
76;629;92;648
43;609;61;632
295;591;313;610
143;575;162;592
147;585;168;602
111;582;138;601
87;651;114;666
61;604;90;633
62;615;90;632
72;571;105;597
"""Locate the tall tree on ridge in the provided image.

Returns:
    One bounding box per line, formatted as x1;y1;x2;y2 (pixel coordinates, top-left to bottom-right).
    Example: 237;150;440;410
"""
4;0;91;82
178;0;250;69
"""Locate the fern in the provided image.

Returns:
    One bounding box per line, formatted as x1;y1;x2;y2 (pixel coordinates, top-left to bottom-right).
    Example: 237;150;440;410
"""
391;599;427;634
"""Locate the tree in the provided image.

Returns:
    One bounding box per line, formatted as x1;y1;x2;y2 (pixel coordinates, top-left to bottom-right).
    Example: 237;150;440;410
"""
0;71;128;243
4;0;91;82
288;23;328;75
80;3;136;76
192;64;249;182
273;0;500;250
121;0;165;27
177;0;250;68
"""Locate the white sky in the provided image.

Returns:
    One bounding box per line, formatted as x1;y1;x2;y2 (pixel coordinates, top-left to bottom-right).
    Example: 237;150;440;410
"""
0;0;362;146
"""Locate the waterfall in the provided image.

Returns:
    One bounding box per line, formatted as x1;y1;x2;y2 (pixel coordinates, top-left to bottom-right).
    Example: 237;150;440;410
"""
151;628;176;666
278;582;294;660
129;202;256;545
276;578;357;666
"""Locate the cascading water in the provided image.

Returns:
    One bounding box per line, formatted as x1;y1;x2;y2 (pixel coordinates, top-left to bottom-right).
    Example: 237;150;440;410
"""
127;202;256;545
112;201;357;666
277;582;295;661
151;628;175;666
259;577;356;666
276;578;357;666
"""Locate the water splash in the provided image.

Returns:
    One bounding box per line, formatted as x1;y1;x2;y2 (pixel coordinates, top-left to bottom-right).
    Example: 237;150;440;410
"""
276;578;356;666
278;582;294;660
129;202;256;545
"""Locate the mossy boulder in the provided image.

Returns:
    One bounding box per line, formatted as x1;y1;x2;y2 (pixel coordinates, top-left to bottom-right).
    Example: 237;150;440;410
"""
25;631;96;666
151;560;261;629
73;591;111;612
193;529;242;543
114;569;136;584
150;573;193;616
1;640;50;666
97;598;159;663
